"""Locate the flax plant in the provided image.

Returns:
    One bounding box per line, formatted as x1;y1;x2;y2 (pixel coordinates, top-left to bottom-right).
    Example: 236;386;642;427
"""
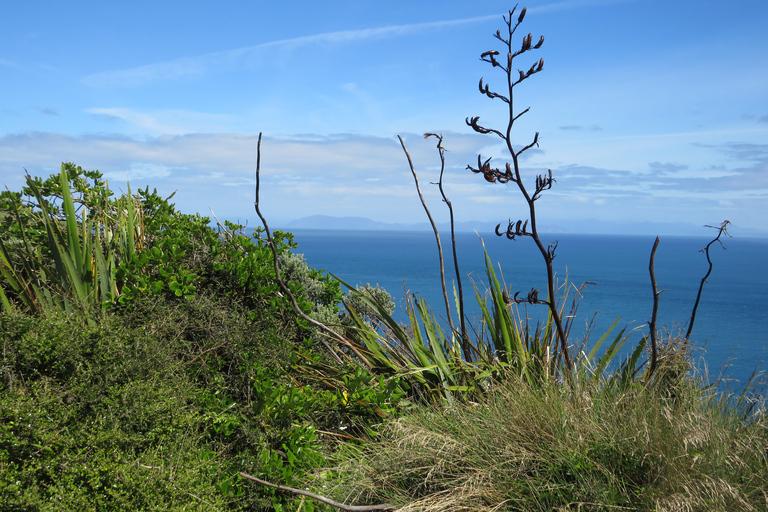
465;6;574;374
0;164;143;316
341;277;478;403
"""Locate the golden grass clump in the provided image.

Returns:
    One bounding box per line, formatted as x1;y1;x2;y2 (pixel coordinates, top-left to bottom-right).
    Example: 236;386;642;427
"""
322;352;768;512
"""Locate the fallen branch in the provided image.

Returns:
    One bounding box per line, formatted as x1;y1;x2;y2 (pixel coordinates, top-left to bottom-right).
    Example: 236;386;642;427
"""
239;472;395;511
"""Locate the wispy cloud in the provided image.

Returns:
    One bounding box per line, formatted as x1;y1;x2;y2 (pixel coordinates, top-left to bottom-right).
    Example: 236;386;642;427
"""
81;0;646;89
86;108;240;135
82;14;499;88
36;107;59;116
530;0;641;15
0;58;20;68
559;125;603;131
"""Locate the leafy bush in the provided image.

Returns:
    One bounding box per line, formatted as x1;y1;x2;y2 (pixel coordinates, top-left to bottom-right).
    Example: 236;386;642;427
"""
0;165;408;510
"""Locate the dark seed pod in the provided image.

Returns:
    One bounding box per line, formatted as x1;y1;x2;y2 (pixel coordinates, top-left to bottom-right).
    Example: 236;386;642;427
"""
518;7;527;23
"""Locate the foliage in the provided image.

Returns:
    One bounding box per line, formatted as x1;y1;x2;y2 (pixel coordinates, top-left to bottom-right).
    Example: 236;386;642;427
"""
0;312;230;511
0;275;401;511
0;165;402;511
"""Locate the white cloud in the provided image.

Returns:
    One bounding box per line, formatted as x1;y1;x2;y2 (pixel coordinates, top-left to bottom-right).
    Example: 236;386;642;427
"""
0;130;765;233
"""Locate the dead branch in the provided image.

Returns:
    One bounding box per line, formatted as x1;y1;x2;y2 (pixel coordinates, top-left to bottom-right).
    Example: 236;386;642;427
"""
253;132;373;367
398;135;455;338
425;133;472;361
239;472;395;511
685;220;731;345
647;236;661;379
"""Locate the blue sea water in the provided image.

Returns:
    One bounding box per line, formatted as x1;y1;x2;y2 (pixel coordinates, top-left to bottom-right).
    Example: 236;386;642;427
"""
288;229;768;387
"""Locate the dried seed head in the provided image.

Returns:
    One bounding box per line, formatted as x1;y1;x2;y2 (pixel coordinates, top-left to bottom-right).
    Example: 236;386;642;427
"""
537;58;544;71
518;7;527;23
534;35;545;49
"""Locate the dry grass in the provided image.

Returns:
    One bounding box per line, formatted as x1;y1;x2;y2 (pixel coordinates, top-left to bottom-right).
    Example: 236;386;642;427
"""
322;353;768;511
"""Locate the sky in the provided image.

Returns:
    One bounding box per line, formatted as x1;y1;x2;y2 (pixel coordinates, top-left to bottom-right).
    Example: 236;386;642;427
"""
2;0;767;237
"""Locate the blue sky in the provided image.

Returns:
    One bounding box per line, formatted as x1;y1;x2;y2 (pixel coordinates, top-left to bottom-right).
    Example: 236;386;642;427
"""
2;0;767;236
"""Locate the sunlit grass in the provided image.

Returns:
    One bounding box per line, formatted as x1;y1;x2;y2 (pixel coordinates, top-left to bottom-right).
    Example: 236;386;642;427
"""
324;343;768;511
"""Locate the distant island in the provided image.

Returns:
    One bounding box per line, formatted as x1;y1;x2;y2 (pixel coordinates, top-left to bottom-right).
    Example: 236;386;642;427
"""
278;215;768;238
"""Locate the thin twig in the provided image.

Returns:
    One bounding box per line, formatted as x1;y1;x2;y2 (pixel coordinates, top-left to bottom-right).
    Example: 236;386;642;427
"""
239;472;395;511
253;132;370;366
648;236;661;378
425;133;472;361
187;342;227;365
685;220;731;345
397;135;455;338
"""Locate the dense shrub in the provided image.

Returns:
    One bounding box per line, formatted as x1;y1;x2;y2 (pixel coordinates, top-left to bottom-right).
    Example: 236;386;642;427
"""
0;166;403;511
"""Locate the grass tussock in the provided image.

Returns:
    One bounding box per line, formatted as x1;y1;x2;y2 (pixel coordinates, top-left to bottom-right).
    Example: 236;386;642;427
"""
325;350;768;512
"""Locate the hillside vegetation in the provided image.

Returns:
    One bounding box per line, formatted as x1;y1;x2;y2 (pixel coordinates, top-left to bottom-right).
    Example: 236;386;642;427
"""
2;6;767;511
1;165;765;512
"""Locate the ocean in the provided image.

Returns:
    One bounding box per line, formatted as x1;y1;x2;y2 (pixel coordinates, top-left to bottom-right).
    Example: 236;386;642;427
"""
288;229;768;388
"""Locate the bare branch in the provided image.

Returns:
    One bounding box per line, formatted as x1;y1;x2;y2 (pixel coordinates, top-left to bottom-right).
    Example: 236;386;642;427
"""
423;133;472;361
479;77;510;103
515;130;539;156
399;134;455;338
465;116;505;138
647;236;661;378
239;472;394;511
253;132;372;366
685;220;731;345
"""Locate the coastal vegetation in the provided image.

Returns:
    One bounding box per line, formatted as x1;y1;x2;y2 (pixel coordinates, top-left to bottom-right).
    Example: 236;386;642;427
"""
2;6;766;512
